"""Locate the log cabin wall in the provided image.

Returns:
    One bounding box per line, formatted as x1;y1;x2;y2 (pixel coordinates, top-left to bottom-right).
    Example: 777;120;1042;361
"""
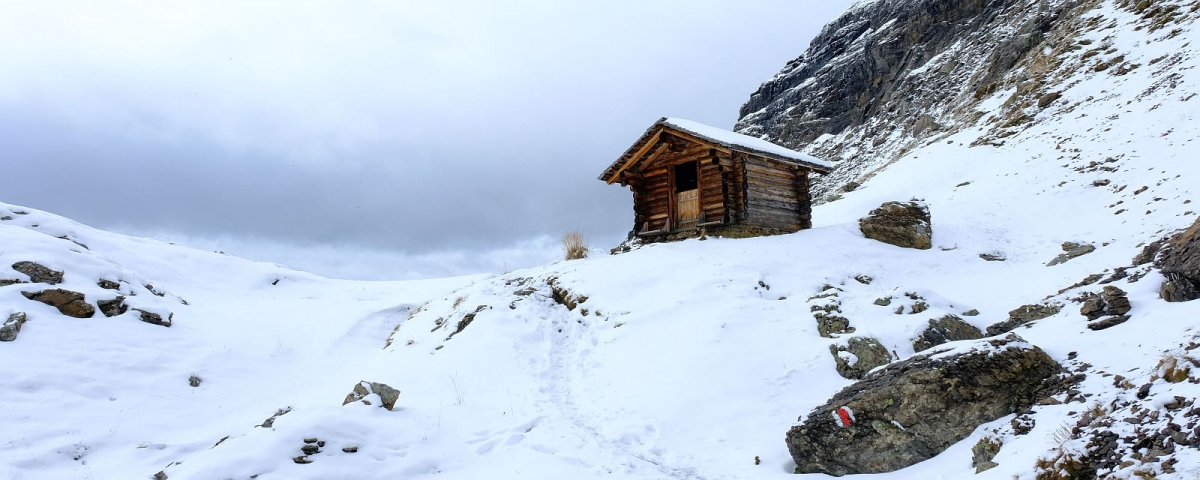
743;154;804;232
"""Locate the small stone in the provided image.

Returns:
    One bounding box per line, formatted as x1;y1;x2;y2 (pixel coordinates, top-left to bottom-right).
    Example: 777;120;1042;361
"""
97;296;128;317
1;312;28;342
1047;242;1096;266
829;337;892;379
188;375;202;387
301;444;320;455
979;252;1007;261
1137;383;1153;400
293;456;312;464
962;309;979;317
854;275;873;285
1087;315;1130;331
11;261;63;285
154;471;167;480
97;279;121;290
874;297;892;306
304;438;318;444
343;381;401;410
134;309;172;327
342;446;359;453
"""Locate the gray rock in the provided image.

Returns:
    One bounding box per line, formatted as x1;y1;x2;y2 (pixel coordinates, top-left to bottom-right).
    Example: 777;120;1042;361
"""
986;303;1062;335
11;261;63;285
97;296;128;317
343;381;401;411
1047;241;1096;266
1156;218;1200;302
97;279;121;290
979;252;1007;261
189;375;202;387
962;309;980;317
133;309;172;327
786;335;1063;476
1;312;27;342
22;289;94;318
858;201;932;250
912;314;983;352
830;337;892;380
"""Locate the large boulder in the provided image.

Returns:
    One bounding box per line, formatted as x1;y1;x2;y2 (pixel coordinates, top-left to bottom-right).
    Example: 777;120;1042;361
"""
11;261;63;285
858;201;932;250
912;314;983;352
786;334;1063;476
1156;218;1200;302
22;289;94;318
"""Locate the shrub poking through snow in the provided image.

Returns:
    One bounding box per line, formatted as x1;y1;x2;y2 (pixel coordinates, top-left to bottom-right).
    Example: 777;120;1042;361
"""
562;230;588;260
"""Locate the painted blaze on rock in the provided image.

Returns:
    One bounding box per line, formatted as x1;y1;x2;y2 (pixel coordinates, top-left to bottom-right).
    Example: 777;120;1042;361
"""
785;334;1063;476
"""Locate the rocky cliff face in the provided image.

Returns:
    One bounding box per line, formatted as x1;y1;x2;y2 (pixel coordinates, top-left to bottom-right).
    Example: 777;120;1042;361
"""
735;0;1186;200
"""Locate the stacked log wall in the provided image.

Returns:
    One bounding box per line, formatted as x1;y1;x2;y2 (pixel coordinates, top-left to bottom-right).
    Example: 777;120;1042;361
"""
743;155;803;231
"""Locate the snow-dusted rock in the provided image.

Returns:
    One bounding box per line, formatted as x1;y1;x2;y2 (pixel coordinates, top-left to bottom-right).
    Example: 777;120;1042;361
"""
0;312;27;341
829;337;892;379
858;201;932;250
786;334;1063;476
342;381;400;411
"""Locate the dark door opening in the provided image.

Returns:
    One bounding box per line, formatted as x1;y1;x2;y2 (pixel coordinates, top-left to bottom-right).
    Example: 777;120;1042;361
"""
674;161;698;192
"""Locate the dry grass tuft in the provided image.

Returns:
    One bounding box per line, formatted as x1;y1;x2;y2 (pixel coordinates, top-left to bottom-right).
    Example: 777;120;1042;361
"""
562;230;589;260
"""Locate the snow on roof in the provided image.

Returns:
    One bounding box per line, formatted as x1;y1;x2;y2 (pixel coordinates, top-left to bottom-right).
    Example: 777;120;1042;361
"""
660;118;833;170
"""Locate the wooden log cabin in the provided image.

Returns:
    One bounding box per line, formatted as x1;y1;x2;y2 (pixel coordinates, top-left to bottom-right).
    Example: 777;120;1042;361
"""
599;117;832;240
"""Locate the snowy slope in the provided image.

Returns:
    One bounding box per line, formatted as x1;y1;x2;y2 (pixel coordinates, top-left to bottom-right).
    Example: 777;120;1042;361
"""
3;0;1200;479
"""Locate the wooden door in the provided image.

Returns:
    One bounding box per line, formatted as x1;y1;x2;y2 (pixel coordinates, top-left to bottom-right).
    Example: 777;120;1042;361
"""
676;190;700;226
673;160;700;228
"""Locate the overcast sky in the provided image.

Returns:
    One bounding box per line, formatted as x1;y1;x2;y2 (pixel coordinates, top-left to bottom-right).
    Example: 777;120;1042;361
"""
0;1;854;279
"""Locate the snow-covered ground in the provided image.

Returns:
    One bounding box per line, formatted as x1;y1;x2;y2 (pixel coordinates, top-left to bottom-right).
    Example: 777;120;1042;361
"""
3;0;1200;479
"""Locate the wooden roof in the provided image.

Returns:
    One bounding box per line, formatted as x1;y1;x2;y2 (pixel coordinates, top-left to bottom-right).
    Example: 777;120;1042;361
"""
599;117;832;184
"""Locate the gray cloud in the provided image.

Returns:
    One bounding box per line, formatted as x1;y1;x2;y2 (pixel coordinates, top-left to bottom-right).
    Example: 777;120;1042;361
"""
0;1;854;278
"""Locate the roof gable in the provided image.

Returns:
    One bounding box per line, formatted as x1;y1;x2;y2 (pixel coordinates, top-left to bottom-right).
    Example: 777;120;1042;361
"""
599;117;832;183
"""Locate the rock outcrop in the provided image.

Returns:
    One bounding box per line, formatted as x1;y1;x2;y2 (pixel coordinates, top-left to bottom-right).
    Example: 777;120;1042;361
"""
11;261;63;285
1;312;27;341
786;335;1063;476
22;289;95;318
1156;217;1200;302
734;0;1086;198
912;314;983;352
858;201;932;249
343;381;401;411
